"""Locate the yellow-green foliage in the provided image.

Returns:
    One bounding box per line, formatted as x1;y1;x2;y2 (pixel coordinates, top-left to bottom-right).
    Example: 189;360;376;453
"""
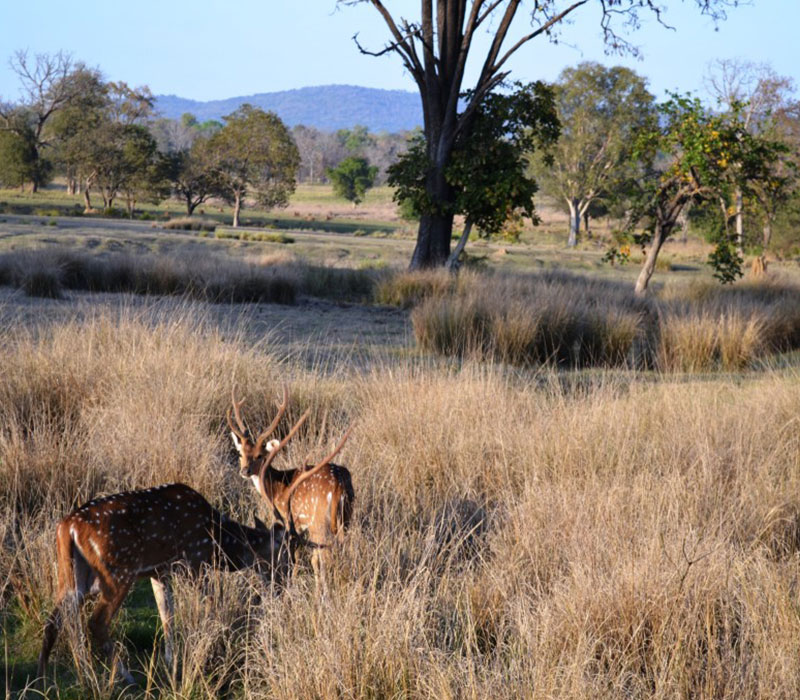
3;306;800;697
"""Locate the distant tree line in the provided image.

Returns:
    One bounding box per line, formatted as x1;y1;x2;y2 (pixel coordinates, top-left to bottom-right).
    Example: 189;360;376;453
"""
0;51;406;224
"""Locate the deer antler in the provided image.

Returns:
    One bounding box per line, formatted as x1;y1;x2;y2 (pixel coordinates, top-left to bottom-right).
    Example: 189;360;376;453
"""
312;425;353;471
258;408;311;497
226;387;248;441
254;386;290;454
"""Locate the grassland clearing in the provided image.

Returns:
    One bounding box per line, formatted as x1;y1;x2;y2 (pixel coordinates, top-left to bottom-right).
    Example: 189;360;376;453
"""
3;194;800;697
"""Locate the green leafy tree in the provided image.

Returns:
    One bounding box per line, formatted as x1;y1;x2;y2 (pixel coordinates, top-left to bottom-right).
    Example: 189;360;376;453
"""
625;96;785;295
327;156;378;206
0;50;80;192
704;60;797;254
73;82;155;211
389;81;559;270
48;66;107;196
0;126;38;188
207;105;299;227
119;137;171;218
530;62;656;247
345;0;741;269
336;125;375;154
91;123;160;211
167;137;228;216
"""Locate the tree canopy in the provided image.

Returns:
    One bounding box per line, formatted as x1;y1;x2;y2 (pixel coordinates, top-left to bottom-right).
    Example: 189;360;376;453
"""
206;105;299;227
530;62;656;247
327;156;378;206
344;0;741;269
622;95;785;294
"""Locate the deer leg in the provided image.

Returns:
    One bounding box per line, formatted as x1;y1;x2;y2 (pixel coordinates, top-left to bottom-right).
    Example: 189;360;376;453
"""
311;548;329;597
88;581;134;685
38;548;95;681
150;577;175;672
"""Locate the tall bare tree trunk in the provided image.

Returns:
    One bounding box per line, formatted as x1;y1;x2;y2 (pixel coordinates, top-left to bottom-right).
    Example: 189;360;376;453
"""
409;163;454;270
762;218;772;250
410;213;454;269
83;187;92;212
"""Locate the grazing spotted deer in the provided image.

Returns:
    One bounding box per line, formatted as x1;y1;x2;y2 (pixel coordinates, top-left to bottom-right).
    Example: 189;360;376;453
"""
37;456;328;685
228;388;355;589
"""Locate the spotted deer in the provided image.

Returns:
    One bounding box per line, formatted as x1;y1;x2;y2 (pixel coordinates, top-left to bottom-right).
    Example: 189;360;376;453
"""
227;388;355;589
37;451;329;685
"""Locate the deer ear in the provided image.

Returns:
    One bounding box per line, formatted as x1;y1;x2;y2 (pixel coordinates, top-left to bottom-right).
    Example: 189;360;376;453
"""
253;513;267;531
265;439;280;453
230;432;243;453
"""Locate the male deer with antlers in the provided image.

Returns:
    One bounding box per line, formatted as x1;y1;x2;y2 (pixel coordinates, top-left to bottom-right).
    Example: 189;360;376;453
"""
36;423;347;685
227;387;355;591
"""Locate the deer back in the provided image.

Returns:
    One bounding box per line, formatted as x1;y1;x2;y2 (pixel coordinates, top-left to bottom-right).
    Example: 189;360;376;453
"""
62;483;285;586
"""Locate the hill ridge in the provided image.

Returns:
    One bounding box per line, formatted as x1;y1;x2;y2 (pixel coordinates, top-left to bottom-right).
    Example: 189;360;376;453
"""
154;84;423;133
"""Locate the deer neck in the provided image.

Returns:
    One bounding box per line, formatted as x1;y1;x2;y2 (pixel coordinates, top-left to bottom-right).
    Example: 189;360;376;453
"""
253;466;295;504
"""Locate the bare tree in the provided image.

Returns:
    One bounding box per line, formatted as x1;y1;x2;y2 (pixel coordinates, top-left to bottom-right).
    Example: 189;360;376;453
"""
343;0;739;269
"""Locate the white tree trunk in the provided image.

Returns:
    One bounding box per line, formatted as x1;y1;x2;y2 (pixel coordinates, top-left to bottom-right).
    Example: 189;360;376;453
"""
232;193;241;228
567;198;580;248
735;187;744;256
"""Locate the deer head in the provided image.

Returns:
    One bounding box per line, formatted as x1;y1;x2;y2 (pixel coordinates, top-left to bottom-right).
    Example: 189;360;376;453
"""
228;387;311;485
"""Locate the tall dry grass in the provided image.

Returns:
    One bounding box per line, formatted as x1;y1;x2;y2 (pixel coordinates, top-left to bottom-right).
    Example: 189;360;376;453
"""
0;247;387;305
3;303;800;697
382;269;800;372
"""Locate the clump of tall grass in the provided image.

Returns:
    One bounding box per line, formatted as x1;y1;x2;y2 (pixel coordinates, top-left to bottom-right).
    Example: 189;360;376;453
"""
0;248;383;305
160;216;217;231
400;268;800;372
375;269;469;308
410;270;648;368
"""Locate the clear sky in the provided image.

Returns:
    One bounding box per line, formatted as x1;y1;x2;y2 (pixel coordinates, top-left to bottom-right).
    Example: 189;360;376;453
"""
1;1;797;107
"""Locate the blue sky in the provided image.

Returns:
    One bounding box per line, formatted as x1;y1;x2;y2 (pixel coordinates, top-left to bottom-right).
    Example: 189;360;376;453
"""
1;1;797;107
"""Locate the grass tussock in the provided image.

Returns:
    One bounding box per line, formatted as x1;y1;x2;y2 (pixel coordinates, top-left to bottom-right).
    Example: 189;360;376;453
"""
159;216;218;232
0;247;386;304
3;307;800;696
410;270;648;368
401;268;800;372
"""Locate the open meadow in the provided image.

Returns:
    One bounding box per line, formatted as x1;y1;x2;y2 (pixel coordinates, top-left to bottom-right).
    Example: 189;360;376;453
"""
3;187;800;698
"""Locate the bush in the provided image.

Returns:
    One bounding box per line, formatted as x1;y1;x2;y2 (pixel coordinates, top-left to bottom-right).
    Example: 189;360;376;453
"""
375;269;460;308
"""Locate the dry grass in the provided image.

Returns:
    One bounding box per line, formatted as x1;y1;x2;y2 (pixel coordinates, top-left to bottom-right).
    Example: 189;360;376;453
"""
3;302;800;697
0;247;388;305
388;269;800;372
